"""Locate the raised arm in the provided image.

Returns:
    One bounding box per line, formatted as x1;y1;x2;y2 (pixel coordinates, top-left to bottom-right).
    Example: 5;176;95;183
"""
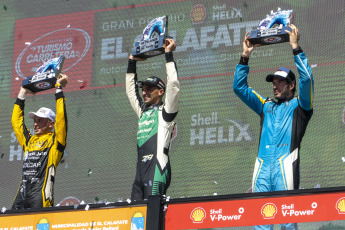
11;87;33;150
54;74;68;151
163;39;180;118
125;55;146;118
286;24;314;111
233;34;266;116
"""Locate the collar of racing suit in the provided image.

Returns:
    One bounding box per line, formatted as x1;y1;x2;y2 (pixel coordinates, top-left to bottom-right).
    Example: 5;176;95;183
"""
276;96;295;104
142;102;163;112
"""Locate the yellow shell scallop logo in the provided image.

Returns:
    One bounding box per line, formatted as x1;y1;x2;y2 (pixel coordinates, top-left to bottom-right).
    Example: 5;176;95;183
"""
190;207;206;223
261;203;277;219
336;197;345;214
190;4;206;24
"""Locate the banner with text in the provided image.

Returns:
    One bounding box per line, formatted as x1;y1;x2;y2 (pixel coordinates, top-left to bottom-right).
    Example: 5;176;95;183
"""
0;205;146;230
165;192;345;229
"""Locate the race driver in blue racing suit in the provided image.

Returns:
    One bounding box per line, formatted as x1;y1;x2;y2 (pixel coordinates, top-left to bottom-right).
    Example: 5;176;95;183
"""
233;25;314;230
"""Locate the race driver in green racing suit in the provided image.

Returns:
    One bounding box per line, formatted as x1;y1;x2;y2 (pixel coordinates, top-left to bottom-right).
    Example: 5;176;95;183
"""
126;39;180;201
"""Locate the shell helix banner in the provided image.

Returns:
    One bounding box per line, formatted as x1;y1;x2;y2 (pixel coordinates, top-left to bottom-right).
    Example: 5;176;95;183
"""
165;192;345;229
0;205;146;230
0;0;345;213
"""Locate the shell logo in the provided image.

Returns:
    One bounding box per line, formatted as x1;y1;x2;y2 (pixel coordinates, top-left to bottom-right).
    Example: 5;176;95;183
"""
261;203;277;219
190;207;206;223
190;4;206;24
336;197;345;214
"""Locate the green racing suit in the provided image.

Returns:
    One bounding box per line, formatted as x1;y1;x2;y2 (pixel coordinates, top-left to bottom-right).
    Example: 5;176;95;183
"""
126;52;180;201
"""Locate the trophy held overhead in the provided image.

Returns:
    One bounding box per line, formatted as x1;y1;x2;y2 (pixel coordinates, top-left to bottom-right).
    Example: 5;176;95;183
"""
248;8;294;45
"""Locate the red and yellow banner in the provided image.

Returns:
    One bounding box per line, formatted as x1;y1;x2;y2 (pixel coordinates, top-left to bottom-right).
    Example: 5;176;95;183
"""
165;192;345;229
0;205;146;230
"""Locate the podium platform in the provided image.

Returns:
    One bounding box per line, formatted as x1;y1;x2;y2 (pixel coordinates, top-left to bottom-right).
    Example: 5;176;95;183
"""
1;187;345;230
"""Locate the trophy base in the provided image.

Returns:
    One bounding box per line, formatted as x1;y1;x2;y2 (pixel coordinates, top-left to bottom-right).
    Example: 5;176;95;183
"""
22;56;65;93
132;35;166;59
22;76;57;93
248;26;292;45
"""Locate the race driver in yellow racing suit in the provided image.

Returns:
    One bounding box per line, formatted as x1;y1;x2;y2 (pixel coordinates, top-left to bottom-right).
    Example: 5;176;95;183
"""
11;74;68;209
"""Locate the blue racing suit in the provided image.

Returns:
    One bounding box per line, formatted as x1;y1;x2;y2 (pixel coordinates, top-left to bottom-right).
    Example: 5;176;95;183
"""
233;49;313;230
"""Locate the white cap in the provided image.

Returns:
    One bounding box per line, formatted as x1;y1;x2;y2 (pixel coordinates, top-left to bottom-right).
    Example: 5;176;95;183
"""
28;107;56;122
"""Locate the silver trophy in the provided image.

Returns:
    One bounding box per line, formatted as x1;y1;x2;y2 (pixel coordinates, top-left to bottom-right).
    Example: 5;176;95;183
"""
248;8;294;45
132;16;170;58
22;56;65;92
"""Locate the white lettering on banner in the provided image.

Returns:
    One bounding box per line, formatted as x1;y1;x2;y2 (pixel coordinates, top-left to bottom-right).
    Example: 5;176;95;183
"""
51;222;89;228
98;47;272;74
176;21;258;52
190;112;253;145
210;208;222;214
36;43;72;53
103;20;134;31
102;14;184;31
100;21;258;60
11;132;18;143
104;220;128;225
200;26;216;49
168;14;185;23
282;204;294;209
27;50;78;64
9;145;22;161
102;227;120;230
101;37;128;60
176;28;199;51
10;129;38;162
282;209;315;216
210;214;242;221
2;227;33;230
191;112;220;126
209;208;242;221
26;41;80;64
281;202;317;217
212;25;232;47
212;5;242;21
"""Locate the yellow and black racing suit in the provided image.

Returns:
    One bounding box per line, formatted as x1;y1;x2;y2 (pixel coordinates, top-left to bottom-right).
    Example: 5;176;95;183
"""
11;92;67;209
